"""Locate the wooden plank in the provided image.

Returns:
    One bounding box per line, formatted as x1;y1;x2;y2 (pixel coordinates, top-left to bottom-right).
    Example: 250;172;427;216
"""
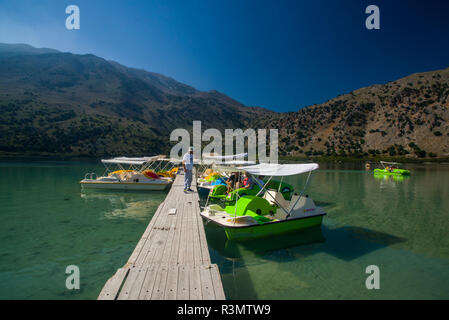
145;207;179;299
191;192;205;266
191;211;202;266
169;200;185;265
125;189;176;299
131;201;167;267
97;267;129;300
178;202;189;264
163;265;179;300
127;200;167;265
193;193;211;264
199;265;215;300
131;192;179;299
147;264;169;300
117;266;145;300
177;265;189;300
98;172;226;300
210;264;226;300
160;208;179;265
189;266;202;300
184;201;195;265
120;241;162;298
151;216;175;265
120;201;172;299
130;216;173;299
137;265;158;300
194;196;211;264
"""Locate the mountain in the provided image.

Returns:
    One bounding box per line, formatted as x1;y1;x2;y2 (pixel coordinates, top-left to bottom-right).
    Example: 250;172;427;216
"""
0;43;272;157
1;43;448;159
255;67;449;159
0;43;60;58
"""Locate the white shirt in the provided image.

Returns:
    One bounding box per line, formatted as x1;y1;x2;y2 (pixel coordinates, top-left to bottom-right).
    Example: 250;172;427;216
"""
183;152;194;171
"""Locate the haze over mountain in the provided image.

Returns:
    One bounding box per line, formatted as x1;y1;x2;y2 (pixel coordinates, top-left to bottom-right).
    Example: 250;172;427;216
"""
0;43;448;159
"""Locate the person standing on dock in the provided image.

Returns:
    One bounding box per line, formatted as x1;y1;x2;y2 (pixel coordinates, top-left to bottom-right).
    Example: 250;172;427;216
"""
183;146;194;192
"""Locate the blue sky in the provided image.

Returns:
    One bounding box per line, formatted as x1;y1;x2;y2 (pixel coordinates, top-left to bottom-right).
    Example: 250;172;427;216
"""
1;0;448;112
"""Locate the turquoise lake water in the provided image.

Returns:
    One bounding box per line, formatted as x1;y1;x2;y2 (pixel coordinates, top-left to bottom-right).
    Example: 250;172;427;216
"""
0;160;448;299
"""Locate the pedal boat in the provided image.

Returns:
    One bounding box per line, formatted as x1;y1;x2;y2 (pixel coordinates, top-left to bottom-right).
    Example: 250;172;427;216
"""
200;163;326;241
373;161;410;176
205;168;294;203
196;154;255;196
80;157;173;191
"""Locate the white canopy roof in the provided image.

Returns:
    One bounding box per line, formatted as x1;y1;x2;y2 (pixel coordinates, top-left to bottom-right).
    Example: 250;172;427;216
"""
212;165;247;173
242;163;319;176
102;159;147;165
202;153;248;160
380;161;401;165
215;160;256;165
114;156;159;161
101;156;159;165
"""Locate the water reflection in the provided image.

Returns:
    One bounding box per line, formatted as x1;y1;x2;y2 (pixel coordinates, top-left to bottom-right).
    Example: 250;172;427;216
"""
321;226;406;261
206;224;325;261
80;190;166;220
206;222;405;263
283;165;449;259
202;163;449;299
373;173;410;186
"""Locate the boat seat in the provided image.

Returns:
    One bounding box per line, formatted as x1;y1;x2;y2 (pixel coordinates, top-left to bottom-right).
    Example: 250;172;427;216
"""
263;190;290;209
286;195;318;218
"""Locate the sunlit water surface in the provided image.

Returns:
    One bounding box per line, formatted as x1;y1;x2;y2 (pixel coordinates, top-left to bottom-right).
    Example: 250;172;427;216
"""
0;160;448;299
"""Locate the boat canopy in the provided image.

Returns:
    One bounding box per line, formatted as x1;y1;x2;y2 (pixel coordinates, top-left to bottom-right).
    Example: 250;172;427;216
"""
203;153;248;160
242;163;319;176
214;160;256;165
211;165;247;173
380;161;401;165
101;156;159;165
102;159;147;165
158;158;182;163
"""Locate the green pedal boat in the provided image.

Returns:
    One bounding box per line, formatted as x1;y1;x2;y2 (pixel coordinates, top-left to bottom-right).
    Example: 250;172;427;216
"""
373;161;410;176
200;163;326;241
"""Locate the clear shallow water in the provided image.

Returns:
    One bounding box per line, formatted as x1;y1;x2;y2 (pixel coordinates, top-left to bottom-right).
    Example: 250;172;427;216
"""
206;163;449;299
0;161;448;299
0;160;167;299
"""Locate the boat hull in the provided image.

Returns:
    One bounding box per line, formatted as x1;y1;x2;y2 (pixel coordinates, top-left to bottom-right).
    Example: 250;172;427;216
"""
374;168;410;176
197;185;212;197
80;180;171;191
203;214;325;241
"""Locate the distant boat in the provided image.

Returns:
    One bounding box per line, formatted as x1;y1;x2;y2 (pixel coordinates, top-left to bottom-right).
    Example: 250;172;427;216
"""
80;156;174;191
373;161;410;176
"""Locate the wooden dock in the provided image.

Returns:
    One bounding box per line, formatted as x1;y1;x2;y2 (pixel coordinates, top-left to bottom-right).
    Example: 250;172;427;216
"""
98;173;225;300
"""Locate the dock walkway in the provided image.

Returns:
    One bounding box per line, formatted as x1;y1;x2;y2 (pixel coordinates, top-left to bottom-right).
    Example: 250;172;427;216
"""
98;172;225;300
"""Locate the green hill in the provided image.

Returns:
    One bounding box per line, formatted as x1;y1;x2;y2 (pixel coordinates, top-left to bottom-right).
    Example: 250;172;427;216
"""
0;43;271;157
255;67;449;159
1;43;448;160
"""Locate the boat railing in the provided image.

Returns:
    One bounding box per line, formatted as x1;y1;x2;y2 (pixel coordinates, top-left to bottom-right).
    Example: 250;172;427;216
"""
84;172;97;180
